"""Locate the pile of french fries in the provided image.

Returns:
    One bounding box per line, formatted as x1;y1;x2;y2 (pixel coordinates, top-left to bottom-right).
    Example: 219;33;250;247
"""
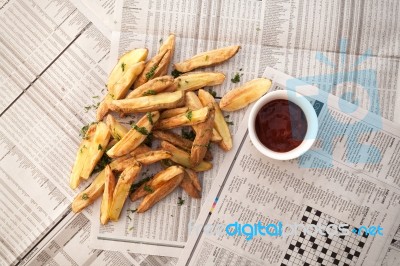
69;34;272;224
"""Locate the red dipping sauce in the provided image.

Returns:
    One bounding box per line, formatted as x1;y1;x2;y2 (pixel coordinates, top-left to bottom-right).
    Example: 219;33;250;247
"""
255;99;307;152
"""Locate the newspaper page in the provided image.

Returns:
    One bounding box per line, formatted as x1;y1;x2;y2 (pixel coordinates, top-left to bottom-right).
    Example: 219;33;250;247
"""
90;0;263;256
177;67;400;266
0;0;136;265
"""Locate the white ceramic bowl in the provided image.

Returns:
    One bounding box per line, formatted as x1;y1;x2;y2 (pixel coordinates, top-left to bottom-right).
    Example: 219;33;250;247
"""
248;90;318;160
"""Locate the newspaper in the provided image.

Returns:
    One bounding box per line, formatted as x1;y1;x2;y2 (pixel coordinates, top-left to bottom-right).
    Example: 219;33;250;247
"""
177;67;400;266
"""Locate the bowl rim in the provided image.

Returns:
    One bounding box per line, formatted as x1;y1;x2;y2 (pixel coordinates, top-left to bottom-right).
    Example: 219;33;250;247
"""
248;90;318;160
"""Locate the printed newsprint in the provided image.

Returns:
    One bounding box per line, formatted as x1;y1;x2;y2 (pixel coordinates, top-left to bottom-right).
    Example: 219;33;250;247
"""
177;68;400;266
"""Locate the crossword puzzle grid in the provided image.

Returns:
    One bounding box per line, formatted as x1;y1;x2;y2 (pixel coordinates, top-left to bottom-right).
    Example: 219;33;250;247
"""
280;206;368;266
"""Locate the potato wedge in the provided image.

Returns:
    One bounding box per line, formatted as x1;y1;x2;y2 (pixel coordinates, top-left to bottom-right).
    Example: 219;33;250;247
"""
70;124;96;189
174;45;240;72
160;141;212;172
126;76;174;99
155;106;209;130
184;168;202;192
137;173;183;213
107;48;148;92
185;91;223;143
107;111;159;158
220;78;272;111
109;162;141;221
79;122;111;179
106;114;129;141
160;107;188;119
180;173;201;198
190;104;214;166
109;91;184;113
151;165;184;188
198;89;232;151
169;72;225;91
135;150;172;165
100;165;116;225
130;144;152;156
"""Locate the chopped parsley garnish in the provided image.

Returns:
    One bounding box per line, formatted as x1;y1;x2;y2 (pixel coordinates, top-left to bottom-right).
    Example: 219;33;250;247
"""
127;208;137;213
224;115;230;119
161;159;175;167
121;62;126;71
145;65;158;80
181;128;196;141
144;185;154;193
143;90;157;96
130;176;152;194
93;153;111;173
207;89;217;98
184;80;189;84
231;73;243;83
82;193;89;200
144;133;153;147
159;38;163;44
146;112;154;125
98;144;103;150
132;124;149;135
226;121;234;126
185;110;193;121
177;197;185;206
171;69;183;78
79;122;97;139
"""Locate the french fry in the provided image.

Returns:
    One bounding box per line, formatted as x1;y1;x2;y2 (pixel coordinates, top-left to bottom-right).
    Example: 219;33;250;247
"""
109;91;184;113
126;76;174;99
184;168;201;192
220;78;272;111
109;162;141;221
130;144;152;156
106;114;129;141
168;72;225;91
107;48;148;92
70;124;96;189
134;35;175;88
135;150;172;165
198;89;232;151
107;112;159;158
190;104;214;166
154;106;210;130
137;173;183;213
129;181;151;202
80;122;111;179
100;165;116;225
160;141;212;172
160;107;188;119
185;91;222;143
174;45;240;72
180;173;201;198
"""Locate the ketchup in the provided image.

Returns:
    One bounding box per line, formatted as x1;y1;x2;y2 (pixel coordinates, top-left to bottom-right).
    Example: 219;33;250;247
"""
255;99;307;152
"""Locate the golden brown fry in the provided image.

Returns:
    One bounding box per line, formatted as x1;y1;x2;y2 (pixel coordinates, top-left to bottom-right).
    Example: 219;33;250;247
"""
80;122;111;179
107;48;148;92
126;76;174;99
169;72;225;91
137;174;183;213
155;106;209;130
198;89;232;151
220;78;272;111
106;114;129;141
107;112;159;158
180;173;201;198
153;130;193;151
129;182;149;202
160;141;212;172
71;170;106;213
100;165;116;225
160;107;188;119
174;45;240;72
130;144;152;156
184;168;201;192
190;104;214;166
185;91;223;143
151;165;184;188
109;162;141;221
154;34;175;76
109;91;184;113
135;150;172;165
111;157;139;172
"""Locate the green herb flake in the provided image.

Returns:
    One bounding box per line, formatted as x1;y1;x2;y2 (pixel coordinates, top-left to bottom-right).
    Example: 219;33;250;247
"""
231;73;242;83
144;185;154;193
207;89;217;98
93;153;111;173
184;80;189;84
171;69;183;78
177;197;185;206
98;144;103;150
127;208;137;213
145;65;158;80
146;112;154;125
256;27;261;31
92;95;99;99
82;193;89;200
84;105;92;112
161;159;175;167
185;110;193;121
121;62;126;71
132;124;149;135
159;38;163;44
181;128;196;141
143;90;157;96
130;176;152;194
226;121;234;126
129;226;134;230
144;133;153;147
